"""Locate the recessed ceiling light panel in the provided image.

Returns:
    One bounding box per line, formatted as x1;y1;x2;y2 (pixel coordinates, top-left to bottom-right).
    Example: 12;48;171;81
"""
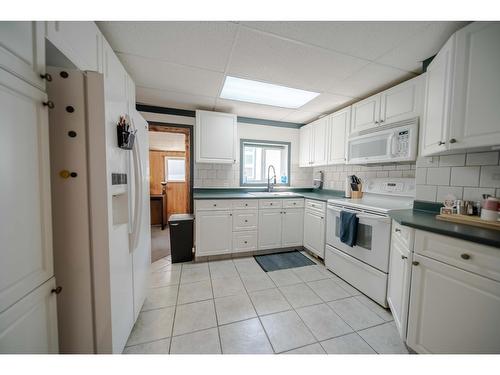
220;76;320;109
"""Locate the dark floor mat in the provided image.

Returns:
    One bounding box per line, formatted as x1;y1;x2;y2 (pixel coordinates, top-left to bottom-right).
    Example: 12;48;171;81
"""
254;250;315;272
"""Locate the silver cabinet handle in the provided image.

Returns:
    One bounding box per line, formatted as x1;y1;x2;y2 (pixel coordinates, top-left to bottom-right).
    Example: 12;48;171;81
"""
43;100;55;109
395;228;401;233
449;138;457;144
244;241;248;244
244;219;248;223
412;261;419;266
438;141;446;145
213;204;217;207
401;255;408;260
461;253;471;260
40;73;52;81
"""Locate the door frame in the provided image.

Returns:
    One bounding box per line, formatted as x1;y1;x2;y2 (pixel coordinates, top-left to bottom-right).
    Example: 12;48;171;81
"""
148;122;194;214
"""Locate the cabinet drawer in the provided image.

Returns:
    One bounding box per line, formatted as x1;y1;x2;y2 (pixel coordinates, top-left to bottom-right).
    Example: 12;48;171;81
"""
232;210;258;231
392;220;414;250
259;199;282;209
305;199;326;212
283;198;305;208
195;199;232;211
233;231;257;253
414;230;500;282
231;199;258;210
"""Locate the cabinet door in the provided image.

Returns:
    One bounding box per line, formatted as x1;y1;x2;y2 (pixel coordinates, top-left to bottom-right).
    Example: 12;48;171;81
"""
281;208;304;247
327;108;350;164
0;21;45;90
0;277;58;354
450;22;500;150
311;117;328;166
195;210;232;256
350;94;380;135
0;70;54;313
407;254;500;354
196;110;237;164
380;76;423;125
421;35;455;156
303;210;325;258
45;21;103;73
387;236;412;340
258;209;283;250
299;124;312;167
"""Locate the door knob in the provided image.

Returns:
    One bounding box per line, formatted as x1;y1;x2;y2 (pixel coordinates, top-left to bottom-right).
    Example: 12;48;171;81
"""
460;253;471;260
40;73;52;82
449;138;457;144
43;100;55;109
412;261;419;266
51;286;63;294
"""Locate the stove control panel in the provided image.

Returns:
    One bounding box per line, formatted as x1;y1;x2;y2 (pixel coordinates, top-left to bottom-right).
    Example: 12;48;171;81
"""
364;178;415;197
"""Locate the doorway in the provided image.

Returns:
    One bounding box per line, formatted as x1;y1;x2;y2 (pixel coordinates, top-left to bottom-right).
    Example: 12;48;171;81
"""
148;123;193;262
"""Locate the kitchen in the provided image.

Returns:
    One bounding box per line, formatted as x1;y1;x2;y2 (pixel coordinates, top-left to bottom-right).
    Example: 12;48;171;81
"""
1;3;500;372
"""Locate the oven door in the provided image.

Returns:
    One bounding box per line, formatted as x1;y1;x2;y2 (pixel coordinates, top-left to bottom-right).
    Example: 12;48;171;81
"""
326;204;391;272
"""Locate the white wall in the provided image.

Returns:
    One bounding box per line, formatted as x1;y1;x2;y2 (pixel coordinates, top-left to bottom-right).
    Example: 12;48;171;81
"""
140;111;313;188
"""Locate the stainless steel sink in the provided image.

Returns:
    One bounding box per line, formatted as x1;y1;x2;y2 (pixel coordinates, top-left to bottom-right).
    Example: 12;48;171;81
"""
248;191;302;197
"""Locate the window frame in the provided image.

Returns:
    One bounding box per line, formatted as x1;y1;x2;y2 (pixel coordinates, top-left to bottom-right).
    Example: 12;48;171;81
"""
164;156;186;182
239;139;291;187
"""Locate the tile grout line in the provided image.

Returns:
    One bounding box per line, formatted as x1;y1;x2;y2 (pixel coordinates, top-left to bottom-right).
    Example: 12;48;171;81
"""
207;261;223;354
167;261;184;354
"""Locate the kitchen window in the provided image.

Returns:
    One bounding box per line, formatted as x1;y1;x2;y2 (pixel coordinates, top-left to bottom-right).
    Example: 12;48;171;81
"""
165;157;186;182
240;139;290;186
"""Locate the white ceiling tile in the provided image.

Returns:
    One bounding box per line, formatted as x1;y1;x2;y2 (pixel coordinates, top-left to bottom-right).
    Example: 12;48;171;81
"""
298;92;354;114
328;63;417;98
136;86;216;111
227;27;369;93
98;21;238;72
281;110;321;124
242;21;429;61
215;98;294;121
118;53;224;97
376;22;470;72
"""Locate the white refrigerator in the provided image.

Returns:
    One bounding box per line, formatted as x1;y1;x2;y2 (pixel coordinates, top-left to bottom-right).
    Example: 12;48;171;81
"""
46;67;150;353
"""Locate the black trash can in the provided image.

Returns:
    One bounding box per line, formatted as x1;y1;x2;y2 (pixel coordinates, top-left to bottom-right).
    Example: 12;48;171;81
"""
168;214;194;263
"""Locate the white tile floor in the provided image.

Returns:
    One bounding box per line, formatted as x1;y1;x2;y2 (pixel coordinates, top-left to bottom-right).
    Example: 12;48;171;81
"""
123;252;409;354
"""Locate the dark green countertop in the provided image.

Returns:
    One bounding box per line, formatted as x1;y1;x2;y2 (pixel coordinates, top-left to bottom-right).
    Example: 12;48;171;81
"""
389;209;500;248
193;188;344;202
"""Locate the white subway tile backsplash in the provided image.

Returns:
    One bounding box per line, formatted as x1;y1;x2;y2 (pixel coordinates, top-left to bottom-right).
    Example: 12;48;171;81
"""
463;187;496;201
388;170;403;178
479;166;500;188
466;152;499;166
415;168;427;185
416;156;439;168
439;154;466;167
426;167;451;186
450;166;480;187
416;185;437;202
436;186;463;202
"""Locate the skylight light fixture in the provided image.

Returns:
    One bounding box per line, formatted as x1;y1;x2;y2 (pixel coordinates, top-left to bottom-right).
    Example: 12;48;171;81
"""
220;76;320;109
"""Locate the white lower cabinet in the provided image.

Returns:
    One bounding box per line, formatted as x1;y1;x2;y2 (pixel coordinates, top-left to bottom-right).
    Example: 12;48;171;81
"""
258;209;283;250
0;277;58;354
303;208;325;258
387;222;413;340
195;210;232;256
406;253;500;354
281;208;304;247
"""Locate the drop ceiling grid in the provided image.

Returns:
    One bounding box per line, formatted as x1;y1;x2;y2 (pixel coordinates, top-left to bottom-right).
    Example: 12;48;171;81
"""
98;21;467;123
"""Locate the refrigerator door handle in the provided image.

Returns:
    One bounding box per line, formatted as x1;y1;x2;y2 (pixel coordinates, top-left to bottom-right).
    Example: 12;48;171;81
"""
129;121;143;253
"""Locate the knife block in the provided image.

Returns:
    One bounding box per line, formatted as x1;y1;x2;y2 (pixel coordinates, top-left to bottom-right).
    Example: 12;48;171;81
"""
351;185;363;199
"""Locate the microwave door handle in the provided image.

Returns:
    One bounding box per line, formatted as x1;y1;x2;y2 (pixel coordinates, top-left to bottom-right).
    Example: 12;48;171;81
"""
388;133;396;157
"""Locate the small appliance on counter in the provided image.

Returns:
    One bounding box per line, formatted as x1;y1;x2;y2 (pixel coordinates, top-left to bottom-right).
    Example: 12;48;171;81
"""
313;170;324;189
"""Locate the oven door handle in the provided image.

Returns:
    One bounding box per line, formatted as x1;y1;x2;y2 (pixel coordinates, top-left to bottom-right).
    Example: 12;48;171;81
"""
328;206;391;223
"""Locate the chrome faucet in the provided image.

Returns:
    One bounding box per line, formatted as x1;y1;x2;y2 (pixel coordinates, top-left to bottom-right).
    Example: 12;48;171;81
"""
267;165;277;192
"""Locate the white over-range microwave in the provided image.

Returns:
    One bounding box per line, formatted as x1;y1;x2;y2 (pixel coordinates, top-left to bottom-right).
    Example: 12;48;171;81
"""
347;118;419;164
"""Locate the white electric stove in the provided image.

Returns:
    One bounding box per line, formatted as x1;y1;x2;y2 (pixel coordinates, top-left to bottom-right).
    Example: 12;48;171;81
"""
325;178;415;307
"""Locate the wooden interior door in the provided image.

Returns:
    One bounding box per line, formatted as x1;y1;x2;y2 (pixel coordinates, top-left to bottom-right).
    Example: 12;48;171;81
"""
148;125;191;220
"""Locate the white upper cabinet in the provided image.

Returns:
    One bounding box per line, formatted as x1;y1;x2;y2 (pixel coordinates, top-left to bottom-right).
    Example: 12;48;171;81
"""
195;110;237;164
422;22;500;156
299;124;313;167
327;107;350;164
311;117;329;166
0;22;46;90
46;22;103;73
350;95;381;134
350;76;423;136
449;22;500;150
421;35;454;156
0;69;54;313
380;75;423;125
102;39;128;103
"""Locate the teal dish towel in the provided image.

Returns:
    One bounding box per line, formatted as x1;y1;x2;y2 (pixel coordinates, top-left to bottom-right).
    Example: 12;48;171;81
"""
339;211;358;247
